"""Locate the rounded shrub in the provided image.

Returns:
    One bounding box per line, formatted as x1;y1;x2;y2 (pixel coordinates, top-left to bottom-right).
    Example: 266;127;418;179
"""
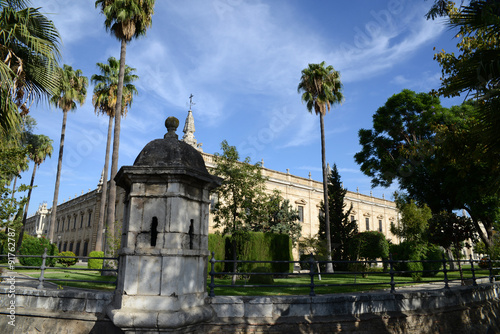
88;251;104;270
248;266;274;284
57;251;78;267
18;235;58;267
423;244;442;277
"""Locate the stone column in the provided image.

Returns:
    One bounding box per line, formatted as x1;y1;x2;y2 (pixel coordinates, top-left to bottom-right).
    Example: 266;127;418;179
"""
107;117;221;333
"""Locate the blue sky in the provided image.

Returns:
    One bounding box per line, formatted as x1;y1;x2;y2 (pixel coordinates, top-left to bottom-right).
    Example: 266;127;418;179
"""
22;0;463;215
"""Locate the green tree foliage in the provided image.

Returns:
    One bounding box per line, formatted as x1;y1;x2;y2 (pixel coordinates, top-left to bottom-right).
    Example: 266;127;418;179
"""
57;251;77;267
18;235;57;267
253;190;302;247
88;250;104;270
391;194;432;244
427;211;477;282
318;164;358;269
0;0;61;137
0;145;28;231
211;140;268;284
349;231;389;262
298;61;343;273
429;0;500;156
355;90;498;248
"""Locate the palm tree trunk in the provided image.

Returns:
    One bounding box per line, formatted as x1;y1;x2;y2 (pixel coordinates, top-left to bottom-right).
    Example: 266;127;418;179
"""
320;113;333;273
16;162;37;251
48;109;68;243
95;115;113;252
104;38;127;260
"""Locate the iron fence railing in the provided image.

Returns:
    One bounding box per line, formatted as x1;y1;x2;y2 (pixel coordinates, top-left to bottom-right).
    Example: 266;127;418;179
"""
208;253;500;297
0;248;118;289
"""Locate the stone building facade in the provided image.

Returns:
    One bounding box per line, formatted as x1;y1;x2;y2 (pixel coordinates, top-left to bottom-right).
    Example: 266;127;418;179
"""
25;110;399;258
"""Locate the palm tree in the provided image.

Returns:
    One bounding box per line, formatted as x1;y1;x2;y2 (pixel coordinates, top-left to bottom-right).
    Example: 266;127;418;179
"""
0;0;61;138
47;65;88;242
298;61;343;273
16;133;52;250
95;0;155;255
91;56;138;252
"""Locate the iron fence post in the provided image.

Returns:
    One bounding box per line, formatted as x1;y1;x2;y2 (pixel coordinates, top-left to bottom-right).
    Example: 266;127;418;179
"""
37;248;47;290
442;253;449;290
309;253;315;297
469;255;477;286
209;252;216;297
389;254;395;293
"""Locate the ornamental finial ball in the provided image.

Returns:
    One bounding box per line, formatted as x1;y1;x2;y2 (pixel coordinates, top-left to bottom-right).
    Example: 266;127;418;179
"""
165;116;179;139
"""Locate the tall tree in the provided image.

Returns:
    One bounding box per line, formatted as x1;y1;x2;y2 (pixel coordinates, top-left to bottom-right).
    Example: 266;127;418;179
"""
91;56;138;252
355;90;499;248
318;164;357;269
252;189;302;247
298;61;343;273
0;0;61;137
95;0;155;255
429;0;500;154
16;133;52;250
211;140;268;285
47;65;88;242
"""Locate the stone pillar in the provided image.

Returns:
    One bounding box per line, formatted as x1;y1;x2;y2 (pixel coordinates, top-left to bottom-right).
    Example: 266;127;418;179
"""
107;116;221;333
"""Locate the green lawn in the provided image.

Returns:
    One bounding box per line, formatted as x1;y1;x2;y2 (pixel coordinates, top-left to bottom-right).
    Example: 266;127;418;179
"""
12;264;117;290
207;268;493;296
9;263;494;295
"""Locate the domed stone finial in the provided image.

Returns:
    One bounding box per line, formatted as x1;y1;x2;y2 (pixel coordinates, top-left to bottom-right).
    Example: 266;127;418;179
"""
165;116;179;139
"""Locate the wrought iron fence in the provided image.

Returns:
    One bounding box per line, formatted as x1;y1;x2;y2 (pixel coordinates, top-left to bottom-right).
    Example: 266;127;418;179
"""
208;253;500;297
0;248;118;289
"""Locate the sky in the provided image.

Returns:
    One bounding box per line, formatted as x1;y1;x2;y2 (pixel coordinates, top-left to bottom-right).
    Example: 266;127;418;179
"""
21;0;464;216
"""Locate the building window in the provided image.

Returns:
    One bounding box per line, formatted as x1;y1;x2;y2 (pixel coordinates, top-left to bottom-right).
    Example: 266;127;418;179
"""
58;242;62;251
83;241;88;257
75;242;80;256
87;212;92;227
298;206;304;222
69;242;73;252
365;218;370;231
63;243;67;251
379;220;383;232
56;220;60;232
80;214;84;229
67;218;70;231
73;216;77;229
61;219;64;231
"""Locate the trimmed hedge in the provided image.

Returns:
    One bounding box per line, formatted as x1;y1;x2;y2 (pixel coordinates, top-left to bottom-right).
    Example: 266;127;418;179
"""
208;232;293;274
248;266;274;284
18;235;58;267
88;251;104;270
57;251;78;267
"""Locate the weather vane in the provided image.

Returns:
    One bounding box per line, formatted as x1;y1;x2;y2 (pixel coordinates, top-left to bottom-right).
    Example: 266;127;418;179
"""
188;94;196;110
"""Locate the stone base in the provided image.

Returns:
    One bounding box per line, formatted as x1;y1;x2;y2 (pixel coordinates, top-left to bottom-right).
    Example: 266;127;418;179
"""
107;304;215;333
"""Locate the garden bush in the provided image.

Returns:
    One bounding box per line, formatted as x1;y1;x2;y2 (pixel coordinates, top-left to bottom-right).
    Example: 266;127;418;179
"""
88;251;104;270
248;266;274;284
57;251;78;267
18;235;58;267
422;244;442;277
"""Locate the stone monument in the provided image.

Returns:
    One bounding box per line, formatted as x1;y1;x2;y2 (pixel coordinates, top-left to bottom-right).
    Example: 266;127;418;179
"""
107;116;221;333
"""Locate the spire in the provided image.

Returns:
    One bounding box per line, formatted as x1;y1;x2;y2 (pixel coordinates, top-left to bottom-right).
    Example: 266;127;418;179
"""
182;94;203;152
97;168;104;192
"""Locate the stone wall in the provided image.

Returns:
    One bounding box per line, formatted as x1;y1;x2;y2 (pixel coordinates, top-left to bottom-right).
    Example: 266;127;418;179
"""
1;284;499;333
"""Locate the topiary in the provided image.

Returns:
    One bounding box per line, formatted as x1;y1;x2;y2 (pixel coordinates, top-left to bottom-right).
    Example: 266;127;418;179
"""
18;235;58;267
88;251;104;270
248;266;274;285
57;251;78;267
